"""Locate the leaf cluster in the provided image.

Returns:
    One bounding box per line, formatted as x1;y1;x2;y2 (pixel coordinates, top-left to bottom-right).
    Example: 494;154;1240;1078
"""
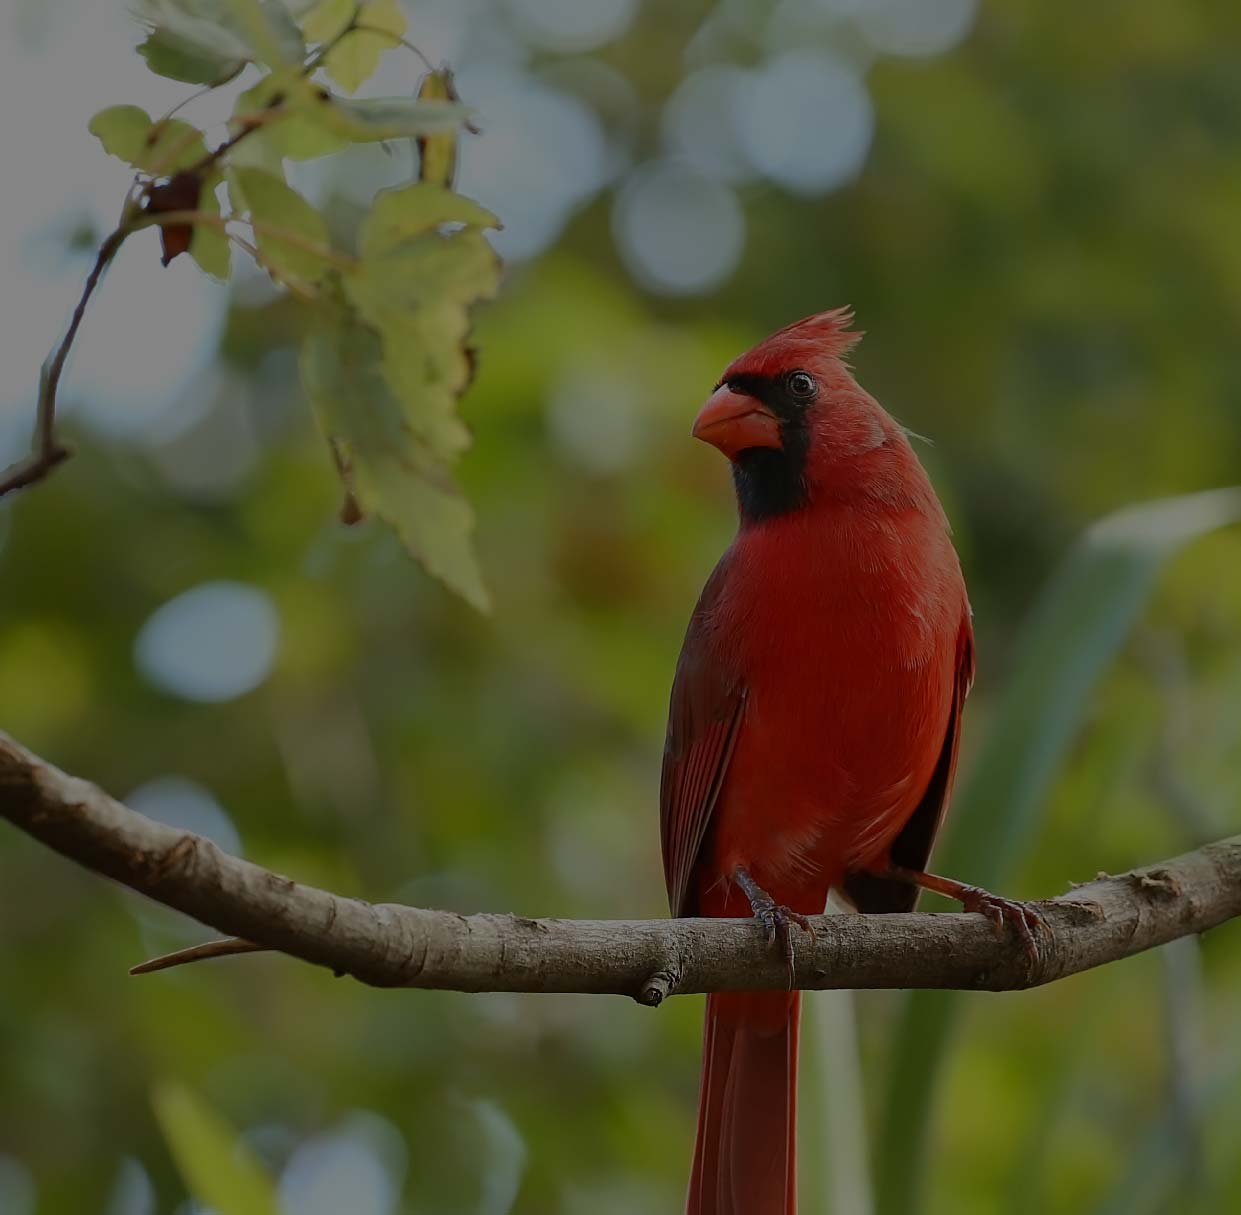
86;0;500;606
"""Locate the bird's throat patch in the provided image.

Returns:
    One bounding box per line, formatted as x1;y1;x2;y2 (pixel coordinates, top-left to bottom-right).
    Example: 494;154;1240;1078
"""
724;373;812;523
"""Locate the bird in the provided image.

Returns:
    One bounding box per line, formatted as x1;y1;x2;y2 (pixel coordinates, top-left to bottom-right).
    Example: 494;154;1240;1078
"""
660;309;1040;1214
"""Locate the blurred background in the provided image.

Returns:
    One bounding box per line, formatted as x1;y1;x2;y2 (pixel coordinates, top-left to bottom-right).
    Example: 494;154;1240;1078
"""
3;1;1241;1212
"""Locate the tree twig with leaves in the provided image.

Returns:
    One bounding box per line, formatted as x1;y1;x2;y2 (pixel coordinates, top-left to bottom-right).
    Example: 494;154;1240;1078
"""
0;0;498;609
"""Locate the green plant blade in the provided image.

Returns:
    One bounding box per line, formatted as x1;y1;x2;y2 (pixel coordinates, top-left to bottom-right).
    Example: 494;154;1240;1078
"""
802;987;875;1215
874;487;1241;1215
152;1082;280;1215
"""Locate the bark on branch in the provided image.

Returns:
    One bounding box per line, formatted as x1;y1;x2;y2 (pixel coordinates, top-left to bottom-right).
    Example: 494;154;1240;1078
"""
2;729;1238;1004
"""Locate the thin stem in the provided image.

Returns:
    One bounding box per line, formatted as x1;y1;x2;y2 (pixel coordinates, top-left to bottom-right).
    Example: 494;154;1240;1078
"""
155;60;244;126
157;81;218;123
184;106;278;179
0;219;134;501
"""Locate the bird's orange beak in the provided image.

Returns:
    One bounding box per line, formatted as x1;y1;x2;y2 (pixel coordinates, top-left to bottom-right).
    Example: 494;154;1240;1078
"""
692;385;781;460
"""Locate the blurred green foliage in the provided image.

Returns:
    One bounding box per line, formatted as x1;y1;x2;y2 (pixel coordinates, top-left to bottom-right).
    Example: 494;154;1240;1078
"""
3;1;1241;1213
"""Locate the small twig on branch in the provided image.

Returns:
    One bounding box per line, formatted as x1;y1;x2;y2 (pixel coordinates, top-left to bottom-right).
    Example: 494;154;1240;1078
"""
131;937;265;975
1;728;1238;1003
0;223;133;501
0;30;465;506
0;52;318;506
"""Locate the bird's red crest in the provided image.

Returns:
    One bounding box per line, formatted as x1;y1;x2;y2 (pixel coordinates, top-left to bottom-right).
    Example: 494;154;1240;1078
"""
722;307;862;382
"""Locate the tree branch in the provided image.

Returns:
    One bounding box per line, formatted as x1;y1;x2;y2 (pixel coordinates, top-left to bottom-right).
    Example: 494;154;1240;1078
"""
2;729;1238;1004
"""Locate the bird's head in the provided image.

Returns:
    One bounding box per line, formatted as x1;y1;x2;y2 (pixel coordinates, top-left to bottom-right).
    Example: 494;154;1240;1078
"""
693;308;905;523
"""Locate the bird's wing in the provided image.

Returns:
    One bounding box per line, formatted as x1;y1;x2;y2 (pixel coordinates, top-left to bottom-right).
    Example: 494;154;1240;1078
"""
842;614;976;914
661;556;747;918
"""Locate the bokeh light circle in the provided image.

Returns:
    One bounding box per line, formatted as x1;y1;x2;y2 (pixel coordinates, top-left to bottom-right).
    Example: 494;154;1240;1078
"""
612;160;745;296
134;581;279;703
279;1113;406;1215
661;66;754;184
456;66;609;261
736;50;874;195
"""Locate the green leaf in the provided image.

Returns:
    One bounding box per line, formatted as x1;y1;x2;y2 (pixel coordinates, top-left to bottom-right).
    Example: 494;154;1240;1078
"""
415;68;462;188
345;182;500;458
88;105;153;166
226;113;288;177
301;308;490;610
230;78;468;161
134;1;252;82
142;119;210;175
301;0;353;42
191;184;231;279
232;74;348;161
874;487;1241;1215
363;182;499;253
230;166;335;286
136;28;244;85
222;0;306;66
316;96;471;143
322;0;406;94
152;1082;280;1215
88;106;210;175
135;0;302;77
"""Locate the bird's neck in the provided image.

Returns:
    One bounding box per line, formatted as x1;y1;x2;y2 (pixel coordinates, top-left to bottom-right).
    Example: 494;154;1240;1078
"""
733;426;942;533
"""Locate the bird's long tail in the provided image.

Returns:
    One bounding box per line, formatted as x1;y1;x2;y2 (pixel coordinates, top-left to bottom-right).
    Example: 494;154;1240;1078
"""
686;989;800;1215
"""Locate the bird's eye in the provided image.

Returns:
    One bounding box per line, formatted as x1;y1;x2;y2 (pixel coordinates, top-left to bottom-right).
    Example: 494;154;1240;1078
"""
786;371;817;401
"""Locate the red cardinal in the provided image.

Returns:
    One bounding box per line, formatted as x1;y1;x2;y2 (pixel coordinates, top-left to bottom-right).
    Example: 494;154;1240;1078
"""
662;310;1037;1214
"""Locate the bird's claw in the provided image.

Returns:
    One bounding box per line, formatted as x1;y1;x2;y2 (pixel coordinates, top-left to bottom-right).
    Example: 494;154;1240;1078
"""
756;902;815;951
733;867;815;986
751;894;814;986
958;886;1047;962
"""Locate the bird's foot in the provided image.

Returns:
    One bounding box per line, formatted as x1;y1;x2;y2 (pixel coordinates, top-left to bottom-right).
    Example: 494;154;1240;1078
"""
733;867;815;984
884;864;1048;963
955;886;1047;963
